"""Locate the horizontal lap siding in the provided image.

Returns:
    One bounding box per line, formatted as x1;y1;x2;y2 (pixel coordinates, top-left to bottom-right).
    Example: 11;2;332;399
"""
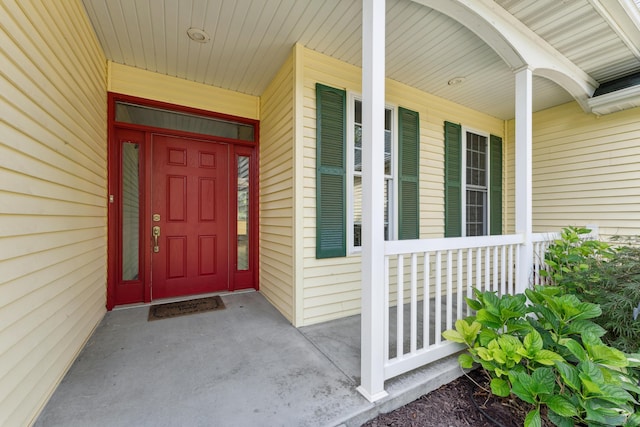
301;48;505;325
525;102;640;238
0;1;107;425
260;53;295;322
109;62;260;120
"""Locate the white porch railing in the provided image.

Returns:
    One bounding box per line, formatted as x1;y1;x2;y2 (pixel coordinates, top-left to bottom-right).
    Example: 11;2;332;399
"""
531;232;560;286
382;234;524;380
380;228;600;382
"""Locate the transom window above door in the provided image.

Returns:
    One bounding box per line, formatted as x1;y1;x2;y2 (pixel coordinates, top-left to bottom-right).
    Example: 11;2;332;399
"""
115;101;255;142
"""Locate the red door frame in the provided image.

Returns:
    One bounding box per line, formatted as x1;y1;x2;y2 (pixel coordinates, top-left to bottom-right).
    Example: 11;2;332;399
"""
107;93;259;309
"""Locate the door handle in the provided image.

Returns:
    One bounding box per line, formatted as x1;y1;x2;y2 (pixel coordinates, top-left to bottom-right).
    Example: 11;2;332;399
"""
152;226;160;253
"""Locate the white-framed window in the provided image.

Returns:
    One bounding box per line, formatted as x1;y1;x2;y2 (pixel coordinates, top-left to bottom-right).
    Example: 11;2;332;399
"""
462;128;489;236
347;95;396;252
444;120;501;238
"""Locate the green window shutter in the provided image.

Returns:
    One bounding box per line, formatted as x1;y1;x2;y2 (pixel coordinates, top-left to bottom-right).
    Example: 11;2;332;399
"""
444;121;462;237
316;83;346;258
489;134;503;235
398;107;420;240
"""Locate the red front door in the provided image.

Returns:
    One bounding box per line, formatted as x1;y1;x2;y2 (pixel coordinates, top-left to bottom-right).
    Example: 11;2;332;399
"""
151;134;229;299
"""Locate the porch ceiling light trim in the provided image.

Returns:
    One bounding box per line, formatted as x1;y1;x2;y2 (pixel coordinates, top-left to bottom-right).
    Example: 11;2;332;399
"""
447;76;466;85
187;28;210;43
411;0;599;112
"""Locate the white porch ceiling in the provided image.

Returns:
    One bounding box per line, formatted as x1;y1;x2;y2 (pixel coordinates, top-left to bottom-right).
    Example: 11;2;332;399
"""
82;0;640;120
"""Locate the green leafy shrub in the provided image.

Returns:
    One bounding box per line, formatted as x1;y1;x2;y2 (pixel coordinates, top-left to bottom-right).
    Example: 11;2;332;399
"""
543;228;640;353
443;287;640;427
540;226;615;284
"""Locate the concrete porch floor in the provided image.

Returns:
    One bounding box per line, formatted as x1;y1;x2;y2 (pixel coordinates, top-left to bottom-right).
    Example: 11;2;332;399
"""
35;291;463;427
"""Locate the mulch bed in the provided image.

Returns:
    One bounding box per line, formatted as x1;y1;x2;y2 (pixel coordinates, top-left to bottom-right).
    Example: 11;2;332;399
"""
363;369;554;427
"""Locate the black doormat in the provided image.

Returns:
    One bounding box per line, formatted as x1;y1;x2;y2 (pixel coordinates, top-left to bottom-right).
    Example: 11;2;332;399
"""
148;296;225;321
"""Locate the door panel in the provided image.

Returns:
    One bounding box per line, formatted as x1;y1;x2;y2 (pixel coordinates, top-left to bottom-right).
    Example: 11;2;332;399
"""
152;135;229;299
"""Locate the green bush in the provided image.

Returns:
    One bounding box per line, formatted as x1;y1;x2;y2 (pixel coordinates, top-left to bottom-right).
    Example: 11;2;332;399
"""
444;287;640;427
543;228;640;353
540;226;615;284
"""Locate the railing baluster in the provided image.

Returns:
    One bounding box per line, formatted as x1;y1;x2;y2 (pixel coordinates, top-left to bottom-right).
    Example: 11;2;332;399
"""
457;249;463;321
476;247;482;292
466;248;473;316
515;244;521;291
384;255;390;363
531;242;542;285
500;245;506;295
508;244;514;295
446;250;453;331
485;246;491;292
397;254;404;358
424;252;430;348
435;251;442;346
493;246;499;293
410;253;418;354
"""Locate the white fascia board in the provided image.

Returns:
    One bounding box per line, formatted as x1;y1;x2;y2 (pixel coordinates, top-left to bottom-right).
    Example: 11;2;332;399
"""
588;84;640;115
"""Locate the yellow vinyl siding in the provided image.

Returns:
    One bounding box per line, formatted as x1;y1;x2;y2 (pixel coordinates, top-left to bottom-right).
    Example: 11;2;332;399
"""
300;47;506;325
109;62;260;120
0;1;107;426
528;102;640;238
259;52;295;322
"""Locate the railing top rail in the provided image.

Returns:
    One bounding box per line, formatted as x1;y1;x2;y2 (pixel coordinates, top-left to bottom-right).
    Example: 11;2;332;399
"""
531;228;598;244
384;234;525;256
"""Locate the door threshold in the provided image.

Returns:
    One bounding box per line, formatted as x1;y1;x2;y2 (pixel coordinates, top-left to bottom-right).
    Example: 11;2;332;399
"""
112;289;256;311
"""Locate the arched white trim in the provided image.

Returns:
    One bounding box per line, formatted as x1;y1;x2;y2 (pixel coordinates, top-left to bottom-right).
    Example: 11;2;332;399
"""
411;0;599;111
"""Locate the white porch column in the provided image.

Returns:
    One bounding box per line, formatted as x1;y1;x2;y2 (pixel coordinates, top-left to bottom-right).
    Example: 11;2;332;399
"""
358;0;388;402
515;67;533;294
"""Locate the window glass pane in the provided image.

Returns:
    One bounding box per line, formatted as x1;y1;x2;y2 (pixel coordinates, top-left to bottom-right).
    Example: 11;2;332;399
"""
354;124;362;172
116;102;254;142
122;142;139;281
353;175;362;247
466;189;486;236
237;156;250;270
384;109;392;131
353;177;392;246
466;133;487;187
465;132;488;236
351;100;393;247
384;126;392;176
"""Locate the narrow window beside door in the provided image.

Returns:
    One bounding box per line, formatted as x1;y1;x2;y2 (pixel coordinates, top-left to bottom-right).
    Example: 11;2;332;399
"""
237;156;250;270
122;142;140;281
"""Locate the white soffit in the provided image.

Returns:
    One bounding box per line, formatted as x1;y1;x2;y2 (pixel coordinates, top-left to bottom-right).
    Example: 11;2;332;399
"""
82;0;640;119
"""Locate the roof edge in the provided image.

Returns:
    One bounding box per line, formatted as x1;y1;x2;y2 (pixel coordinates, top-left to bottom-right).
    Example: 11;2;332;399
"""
588;82;640;115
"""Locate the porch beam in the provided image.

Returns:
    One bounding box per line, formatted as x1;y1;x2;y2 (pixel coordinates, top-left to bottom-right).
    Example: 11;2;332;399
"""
358;0;389;403
515;67;533;294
